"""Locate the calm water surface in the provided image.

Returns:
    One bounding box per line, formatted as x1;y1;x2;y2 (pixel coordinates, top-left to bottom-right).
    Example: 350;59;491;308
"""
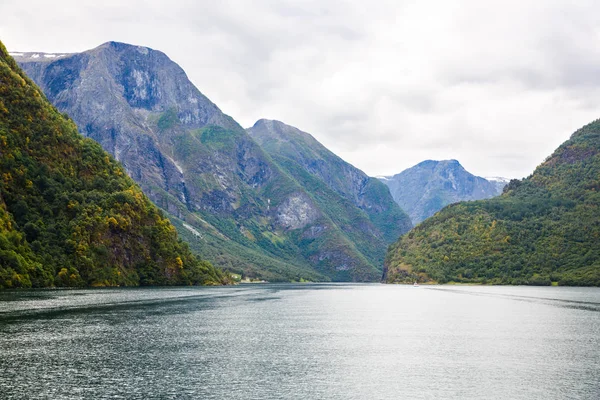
0;284;599;399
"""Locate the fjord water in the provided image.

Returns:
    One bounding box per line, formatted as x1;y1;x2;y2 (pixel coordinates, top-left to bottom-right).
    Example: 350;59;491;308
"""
1;285;599;399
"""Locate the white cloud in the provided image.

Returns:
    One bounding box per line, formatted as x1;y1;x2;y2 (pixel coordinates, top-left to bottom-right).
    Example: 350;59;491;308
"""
1;0;599;178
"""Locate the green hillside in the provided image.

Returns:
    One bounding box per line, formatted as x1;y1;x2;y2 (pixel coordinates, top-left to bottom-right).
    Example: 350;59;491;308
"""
385;120;600;286
0;41;227;288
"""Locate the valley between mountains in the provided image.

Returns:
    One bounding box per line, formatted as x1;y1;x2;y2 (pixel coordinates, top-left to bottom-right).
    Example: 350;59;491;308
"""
13;41;413;283
2;40;598;286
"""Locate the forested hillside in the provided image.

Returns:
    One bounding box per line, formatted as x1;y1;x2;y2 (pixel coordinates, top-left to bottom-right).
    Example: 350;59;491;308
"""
0;41;227;288
385;120;600;286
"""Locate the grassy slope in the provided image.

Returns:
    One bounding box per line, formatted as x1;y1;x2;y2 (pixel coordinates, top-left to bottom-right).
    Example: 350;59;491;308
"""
170;125;333;281
271;154;383;280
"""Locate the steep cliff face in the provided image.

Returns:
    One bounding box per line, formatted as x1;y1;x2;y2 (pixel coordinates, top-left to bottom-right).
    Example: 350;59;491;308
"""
15;42;397;281
379;160;504;224
16;43;246;218
0;41;226;288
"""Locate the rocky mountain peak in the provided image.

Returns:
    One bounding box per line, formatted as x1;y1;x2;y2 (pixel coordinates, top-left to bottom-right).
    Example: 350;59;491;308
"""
248;119;412;243
380;159;505;224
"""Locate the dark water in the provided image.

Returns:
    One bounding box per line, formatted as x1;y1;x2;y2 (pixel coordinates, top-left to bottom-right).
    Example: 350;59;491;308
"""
1;284;599;399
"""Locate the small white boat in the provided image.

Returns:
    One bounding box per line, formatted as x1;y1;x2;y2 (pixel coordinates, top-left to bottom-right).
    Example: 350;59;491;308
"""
413;281;419;287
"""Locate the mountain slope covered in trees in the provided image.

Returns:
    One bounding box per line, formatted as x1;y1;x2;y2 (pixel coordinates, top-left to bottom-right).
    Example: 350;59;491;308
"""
0;41;227;288
385;120;600;285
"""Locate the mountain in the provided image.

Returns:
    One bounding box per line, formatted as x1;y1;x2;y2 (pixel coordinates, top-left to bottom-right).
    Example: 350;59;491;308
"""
485;176;511;195
0;41;227;288
378;160;505;224
247;119;412;262
384;120;600;286
14;42;411;281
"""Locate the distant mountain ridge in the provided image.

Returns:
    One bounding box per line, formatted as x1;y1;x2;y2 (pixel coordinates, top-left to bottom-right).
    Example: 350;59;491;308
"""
485;176;511;195
15;42;411;282
378;160;506;224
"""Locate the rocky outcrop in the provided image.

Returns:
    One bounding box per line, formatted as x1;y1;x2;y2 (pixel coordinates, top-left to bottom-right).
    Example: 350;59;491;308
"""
276;192;320;230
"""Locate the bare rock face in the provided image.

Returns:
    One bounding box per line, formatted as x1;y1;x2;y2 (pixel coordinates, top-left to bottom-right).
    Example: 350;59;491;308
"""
379;160;507;224
15;42;396;282
17;42;245;215
276;192;320;230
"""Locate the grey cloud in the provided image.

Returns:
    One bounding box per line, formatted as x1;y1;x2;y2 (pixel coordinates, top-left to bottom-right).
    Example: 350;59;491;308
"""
1;0;599;179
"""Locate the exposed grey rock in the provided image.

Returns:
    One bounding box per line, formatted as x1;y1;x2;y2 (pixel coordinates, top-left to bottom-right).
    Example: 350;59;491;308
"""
380;160;506;224
248;119;412;243
276;192;320;230
485;176;511;195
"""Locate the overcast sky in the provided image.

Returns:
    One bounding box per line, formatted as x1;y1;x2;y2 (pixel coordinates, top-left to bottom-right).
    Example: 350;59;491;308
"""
2;0;599;179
